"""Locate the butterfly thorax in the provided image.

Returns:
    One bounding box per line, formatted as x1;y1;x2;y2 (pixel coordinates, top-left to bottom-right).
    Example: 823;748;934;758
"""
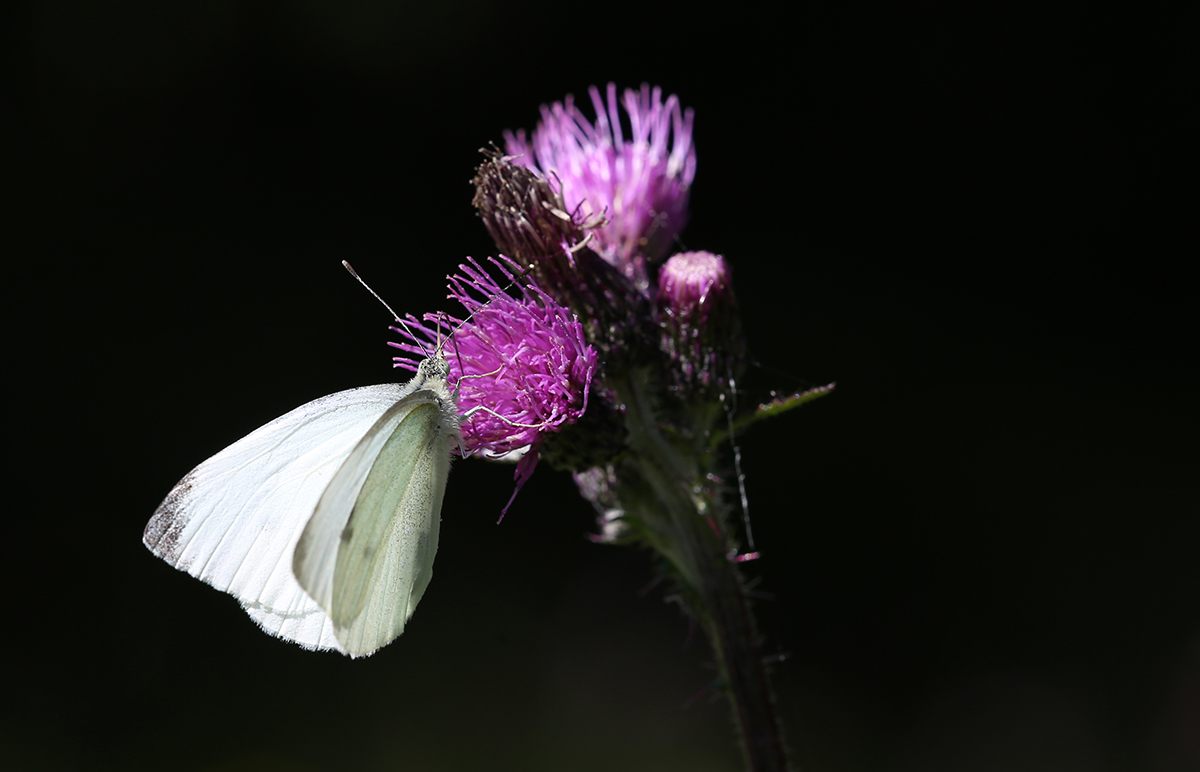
411;355;460;437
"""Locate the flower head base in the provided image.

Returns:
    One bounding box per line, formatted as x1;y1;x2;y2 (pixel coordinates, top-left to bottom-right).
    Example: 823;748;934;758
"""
390;258;598;515
657;252;745;400
505;83;696;294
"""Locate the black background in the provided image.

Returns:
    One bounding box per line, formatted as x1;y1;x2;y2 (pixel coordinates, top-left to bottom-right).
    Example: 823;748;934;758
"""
9;2;1191;771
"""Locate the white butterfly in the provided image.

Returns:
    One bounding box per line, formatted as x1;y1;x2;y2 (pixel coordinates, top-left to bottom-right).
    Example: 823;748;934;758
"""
144;353;461;658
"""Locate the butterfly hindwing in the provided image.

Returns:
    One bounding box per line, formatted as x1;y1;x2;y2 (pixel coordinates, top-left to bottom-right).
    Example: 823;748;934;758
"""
294;376;459;657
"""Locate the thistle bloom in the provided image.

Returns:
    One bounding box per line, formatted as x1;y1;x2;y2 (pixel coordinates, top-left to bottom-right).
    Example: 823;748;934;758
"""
505;83;696;294
475;86;818;768
390;257;598;514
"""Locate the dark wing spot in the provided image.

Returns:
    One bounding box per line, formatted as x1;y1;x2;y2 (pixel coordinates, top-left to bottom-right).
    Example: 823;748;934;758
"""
144;474;195;563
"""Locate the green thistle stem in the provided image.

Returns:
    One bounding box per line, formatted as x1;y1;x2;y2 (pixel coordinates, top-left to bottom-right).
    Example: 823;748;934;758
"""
614;371;790;772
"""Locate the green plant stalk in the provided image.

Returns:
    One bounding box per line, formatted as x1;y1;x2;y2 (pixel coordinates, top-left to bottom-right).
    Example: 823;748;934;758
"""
614;370;789;772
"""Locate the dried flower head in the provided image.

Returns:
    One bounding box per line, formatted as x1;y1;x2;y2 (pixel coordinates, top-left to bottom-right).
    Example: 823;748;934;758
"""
471;148;593;266
505;83;696;294
473;152;658;372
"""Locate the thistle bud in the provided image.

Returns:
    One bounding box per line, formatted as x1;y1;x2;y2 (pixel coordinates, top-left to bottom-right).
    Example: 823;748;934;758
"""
656;251;746;400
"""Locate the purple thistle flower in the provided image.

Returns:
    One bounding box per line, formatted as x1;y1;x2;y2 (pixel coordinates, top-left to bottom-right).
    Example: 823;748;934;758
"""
505;83;697;294
389;257;598;516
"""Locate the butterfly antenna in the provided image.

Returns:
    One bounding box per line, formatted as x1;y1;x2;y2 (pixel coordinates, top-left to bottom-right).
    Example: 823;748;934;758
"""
433;311;457;365
342;260;429;358
448;311;468;379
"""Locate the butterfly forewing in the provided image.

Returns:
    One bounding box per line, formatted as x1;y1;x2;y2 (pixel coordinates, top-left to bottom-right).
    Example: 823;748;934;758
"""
143;384;411;652
292;360;459;657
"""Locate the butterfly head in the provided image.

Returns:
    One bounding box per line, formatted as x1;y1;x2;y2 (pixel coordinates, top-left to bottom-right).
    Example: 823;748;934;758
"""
417;354;451;384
